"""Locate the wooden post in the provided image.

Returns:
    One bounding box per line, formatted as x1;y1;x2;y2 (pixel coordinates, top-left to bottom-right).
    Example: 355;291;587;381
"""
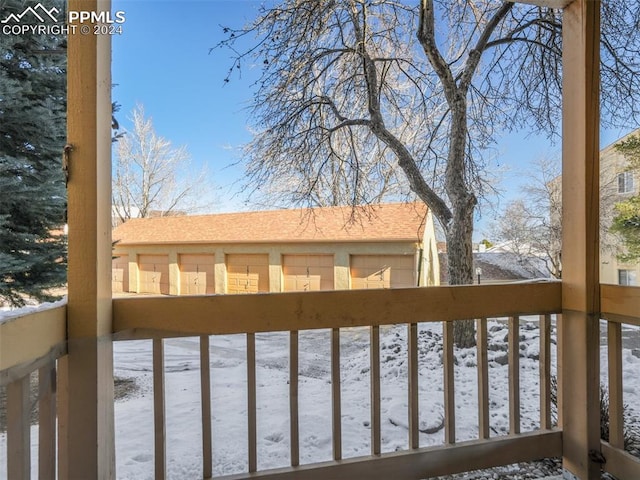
561;0;601;478
64;1;115;478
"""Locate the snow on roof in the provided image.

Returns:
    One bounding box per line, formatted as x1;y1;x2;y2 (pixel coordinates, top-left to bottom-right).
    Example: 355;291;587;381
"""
439;251;549;283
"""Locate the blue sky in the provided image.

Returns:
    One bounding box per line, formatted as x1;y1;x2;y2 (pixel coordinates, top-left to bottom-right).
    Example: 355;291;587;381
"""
112;0;265;212
111;1;632;239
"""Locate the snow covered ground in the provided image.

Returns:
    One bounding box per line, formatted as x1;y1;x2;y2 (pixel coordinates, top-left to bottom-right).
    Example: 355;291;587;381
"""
1;317;639;479
112;321;553;479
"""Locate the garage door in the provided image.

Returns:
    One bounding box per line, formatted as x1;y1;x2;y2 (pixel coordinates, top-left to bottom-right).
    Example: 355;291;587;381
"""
350;255;415;289
138;254;170;294
112;256;129;293
282;255;334;292
226;254;269;294
180;254;215;295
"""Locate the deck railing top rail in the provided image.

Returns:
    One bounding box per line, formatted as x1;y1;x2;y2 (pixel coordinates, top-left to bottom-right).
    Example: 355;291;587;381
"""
601;284;640;326
0;305;67;386
112;282;562;339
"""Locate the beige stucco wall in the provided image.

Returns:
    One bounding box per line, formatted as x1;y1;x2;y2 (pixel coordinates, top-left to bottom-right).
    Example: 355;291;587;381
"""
113;237;440;295
420;210;440;287
599;131;640;286
551;130;640;285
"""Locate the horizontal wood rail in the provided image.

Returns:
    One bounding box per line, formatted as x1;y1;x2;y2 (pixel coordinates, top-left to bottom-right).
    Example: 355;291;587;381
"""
601;441;640;479
112;282;562;338
114;283;564;479
601;284;640;326
0;305;67;479
0;305;67;384
218;431;562;480
600;284;640;479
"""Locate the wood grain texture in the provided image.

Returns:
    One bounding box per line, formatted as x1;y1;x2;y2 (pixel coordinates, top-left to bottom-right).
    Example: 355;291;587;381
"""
218;430;562;480
113;283;561;337
476;318;489;439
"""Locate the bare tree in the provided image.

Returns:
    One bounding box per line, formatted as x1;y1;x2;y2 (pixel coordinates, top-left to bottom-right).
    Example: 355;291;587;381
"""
216;1;640;346
488;158;562;278
489;151;625;280
113;104;211;225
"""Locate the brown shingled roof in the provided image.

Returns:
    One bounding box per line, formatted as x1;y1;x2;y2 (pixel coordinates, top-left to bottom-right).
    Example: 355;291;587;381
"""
112;202;428;245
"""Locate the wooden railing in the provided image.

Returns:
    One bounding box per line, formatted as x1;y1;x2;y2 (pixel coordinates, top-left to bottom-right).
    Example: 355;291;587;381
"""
600;284;640;480
0;305;67;479
2;283;639;479
112;283;564;480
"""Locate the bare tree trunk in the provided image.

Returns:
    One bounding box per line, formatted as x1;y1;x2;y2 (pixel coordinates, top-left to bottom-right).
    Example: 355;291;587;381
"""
215;0;640;344
446;199;476;348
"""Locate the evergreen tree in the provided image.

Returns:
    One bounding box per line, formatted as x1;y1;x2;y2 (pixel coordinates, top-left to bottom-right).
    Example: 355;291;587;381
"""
0;0;67;306
610;196;640;263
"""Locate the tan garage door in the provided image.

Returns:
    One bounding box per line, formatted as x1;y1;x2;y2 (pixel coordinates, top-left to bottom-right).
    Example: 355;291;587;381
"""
180;254;215;295
350;255;415;289
283;254;334;291
112;256;129;293
138;254;170;295
226;254;269;294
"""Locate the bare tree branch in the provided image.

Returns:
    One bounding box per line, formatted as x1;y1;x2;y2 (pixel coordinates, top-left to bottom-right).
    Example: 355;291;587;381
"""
213;0;640;346
113;104;213;224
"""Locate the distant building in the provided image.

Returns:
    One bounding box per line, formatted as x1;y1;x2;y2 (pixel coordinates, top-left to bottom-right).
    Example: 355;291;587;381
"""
439;252;549;285
111;202;440;295
599;131;639;286
550;130;640;285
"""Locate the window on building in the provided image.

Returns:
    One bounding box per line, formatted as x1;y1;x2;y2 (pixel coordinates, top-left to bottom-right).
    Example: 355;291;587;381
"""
618;269;638;286
618;171;635;194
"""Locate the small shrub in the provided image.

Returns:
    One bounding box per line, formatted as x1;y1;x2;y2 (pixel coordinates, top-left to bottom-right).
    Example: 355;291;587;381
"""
550;375;640;453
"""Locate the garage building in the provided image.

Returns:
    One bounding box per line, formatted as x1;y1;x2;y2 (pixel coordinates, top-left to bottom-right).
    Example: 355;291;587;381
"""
111;202;440;295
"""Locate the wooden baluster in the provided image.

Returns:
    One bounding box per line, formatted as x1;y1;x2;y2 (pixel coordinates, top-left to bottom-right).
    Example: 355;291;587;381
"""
8;375;30;480
608;321;624;448
153;338;166;480
290;331;300;467
331;328;342;461
39;363;57;479
370;325;381;456
57;355;69;480
247;333;257;473
508;316;521;435
476;318;490;440
556;313;563;428
200;336;213;478
408;323;419;449
443;321;455;444
540;314;552;430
